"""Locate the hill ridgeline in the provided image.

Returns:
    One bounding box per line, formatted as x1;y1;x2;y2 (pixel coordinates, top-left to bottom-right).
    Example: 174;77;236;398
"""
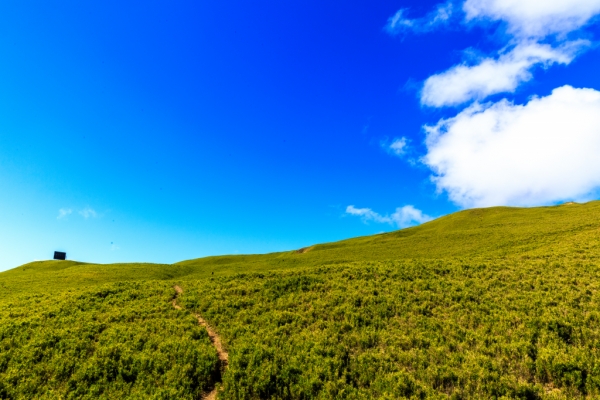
2;201;600;399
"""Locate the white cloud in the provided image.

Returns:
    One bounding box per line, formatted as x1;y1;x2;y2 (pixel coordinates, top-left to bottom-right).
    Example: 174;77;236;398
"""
79;207;97;219
386;1;600;209
388;0;600;38
385;9;413;34
423;85;600;207
385;2;454;35
57;208;72;219
346;205;433;228
406;0;600;107
387;137;409;156
464;0;600;38
346;205;390;224
432;2;454;24
390;206;434;227
421;41;587;107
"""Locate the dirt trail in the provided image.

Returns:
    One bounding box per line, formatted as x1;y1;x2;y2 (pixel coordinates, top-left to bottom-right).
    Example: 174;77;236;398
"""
172;286;182;309
172;285;228;400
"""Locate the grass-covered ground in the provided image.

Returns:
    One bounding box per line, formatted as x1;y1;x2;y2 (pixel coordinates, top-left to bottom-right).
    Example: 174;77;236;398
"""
0;281;219;399
2;201;600;398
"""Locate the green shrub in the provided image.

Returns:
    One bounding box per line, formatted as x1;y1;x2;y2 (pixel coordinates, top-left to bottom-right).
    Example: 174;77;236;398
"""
0;282;218;399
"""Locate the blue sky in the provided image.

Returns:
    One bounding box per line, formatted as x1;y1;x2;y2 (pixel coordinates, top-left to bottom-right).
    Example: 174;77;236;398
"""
2;0;600;270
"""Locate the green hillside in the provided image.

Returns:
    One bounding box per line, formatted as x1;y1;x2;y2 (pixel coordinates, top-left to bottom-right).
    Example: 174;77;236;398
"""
2;202;600;398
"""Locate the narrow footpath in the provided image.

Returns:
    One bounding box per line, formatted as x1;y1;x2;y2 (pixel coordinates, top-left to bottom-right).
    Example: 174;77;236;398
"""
173;285;228;400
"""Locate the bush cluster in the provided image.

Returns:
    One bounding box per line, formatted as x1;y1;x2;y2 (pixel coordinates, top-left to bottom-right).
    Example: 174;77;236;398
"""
180;257;600;399
0;282;218;399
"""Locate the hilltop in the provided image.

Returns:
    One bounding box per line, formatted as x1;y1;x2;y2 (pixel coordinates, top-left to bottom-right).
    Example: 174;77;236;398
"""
2;202;600;398
4;201;600;295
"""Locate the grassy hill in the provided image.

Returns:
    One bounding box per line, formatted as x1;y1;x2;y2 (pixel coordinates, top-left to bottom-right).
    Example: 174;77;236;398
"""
2;201;600;398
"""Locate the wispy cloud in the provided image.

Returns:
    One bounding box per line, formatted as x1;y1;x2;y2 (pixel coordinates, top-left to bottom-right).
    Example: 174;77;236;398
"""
385;1;454;35
384;0;600;107
57;208;72;219
464;0;600;39
421;40;588;107
346;205;390;224
389;137;408;156
79;207;98;219
346;205;433;228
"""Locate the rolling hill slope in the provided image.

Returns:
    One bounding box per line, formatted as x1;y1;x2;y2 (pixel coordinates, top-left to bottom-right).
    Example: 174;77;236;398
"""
2;201;600;398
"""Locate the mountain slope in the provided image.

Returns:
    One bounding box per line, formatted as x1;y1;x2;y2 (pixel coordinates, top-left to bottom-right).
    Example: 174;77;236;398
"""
5;202;600;289
2;202;600;399
175;201;600;274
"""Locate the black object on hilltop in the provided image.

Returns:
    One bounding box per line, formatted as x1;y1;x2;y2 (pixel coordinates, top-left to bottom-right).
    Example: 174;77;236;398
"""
54;251;66;260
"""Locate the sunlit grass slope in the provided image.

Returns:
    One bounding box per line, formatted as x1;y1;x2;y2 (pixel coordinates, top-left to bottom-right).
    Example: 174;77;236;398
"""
0;282;219;399
2;201;600;398
4;201;600;295
176;201;600;272
0;260;195;298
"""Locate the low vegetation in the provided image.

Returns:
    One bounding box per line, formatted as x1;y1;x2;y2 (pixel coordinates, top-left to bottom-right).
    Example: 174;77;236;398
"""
0;282;219;399
2;201;600;398
181;258;600;398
